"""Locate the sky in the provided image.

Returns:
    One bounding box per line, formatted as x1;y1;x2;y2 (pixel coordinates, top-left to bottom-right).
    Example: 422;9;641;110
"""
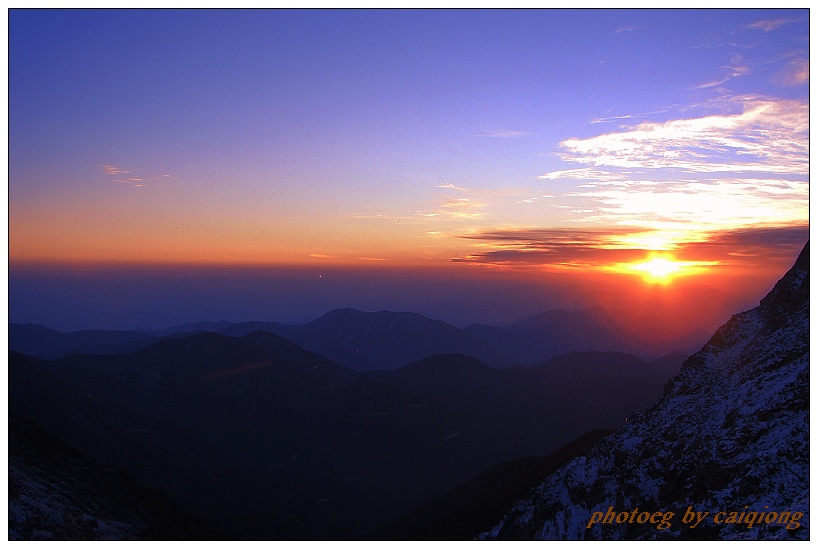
7;8;810;332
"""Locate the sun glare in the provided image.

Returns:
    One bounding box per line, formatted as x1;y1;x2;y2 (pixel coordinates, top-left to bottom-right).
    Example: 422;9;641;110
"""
635;257;681;279
614;254;700;285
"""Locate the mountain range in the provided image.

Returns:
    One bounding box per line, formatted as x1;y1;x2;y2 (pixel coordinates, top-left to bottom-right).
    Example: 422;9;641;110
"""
8;335;680;538
8;242;807;539
11;303;704;369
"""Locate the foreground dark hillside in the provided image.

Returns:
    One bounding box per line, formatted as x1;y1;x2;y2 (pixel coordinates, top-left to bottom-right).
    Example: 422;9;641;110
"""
368;351;682;455
9;333;522;539
480;242;809;540
8;415;222;540
374;429;614;540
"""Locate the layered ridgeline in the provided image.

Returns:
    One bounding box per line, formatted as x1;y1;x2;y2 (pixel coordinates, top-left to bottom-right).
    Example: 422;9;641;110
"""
480;242;809;541
11;305;708;369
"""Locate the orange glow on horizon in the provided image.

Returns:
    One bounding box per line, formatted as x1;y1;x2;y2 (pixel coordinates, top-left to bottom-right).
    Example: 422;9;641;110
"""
609;254;711;285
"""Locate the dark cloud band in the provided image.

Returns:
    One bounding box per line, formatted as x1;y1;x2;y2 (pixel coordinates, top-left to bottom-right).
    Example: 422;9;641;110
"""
453;224;808;269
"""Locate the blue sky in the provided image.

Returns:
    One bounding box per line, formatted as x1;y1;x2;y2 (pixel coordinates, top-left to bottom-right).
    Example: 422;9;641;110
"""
7;8;810;329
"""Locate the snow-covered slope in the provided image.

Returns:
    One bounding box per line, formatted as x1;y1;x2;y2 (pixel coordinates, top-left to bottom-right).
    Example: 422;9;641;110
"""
479;242;809;540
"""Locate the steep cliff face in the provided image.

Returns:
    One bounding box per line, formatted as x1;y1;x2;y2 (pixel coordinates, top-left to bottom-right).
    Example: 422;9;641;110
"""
480;242;809;540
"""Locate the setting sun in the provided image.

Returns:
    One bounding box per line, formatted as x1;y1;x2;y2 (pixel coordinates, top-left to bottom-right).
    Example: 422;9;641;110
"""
635;257;681;279
612;254;702;285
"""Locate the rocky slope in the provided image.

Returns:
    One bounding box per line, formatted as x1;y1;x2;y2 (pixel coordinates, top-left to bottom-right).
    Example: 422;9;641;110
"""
479;242;809;540
8;415;221;540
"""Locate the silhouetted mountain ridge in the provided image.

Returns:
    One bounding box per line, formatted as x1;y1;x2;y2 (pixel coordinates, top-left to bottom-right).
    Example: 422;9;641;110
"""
11;304;702;369
8;323;158;360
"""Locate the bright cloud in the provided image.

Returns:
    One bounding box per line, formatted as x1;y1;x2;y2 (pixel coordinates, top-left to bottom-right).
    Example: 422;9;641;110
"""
520;95;808;256
557;97;808;174
570;178;808;230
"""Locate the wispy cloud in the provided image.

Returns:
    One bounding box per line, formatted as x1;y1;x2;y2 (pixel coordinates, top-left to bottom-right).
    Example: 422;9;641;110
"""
722;64;750;77
348;213;406;220
777;57;808;86
557;97;808;174
591;107;674;124
693;58;750;90
420;183;491;220
518;194;554;205
747;18;793;32
478;129;532;139
694;78;730;90
114;177;145;186
538;168;628;181
615;24;643;33
100;164;129;175
100;164;172;186
435;182;468;191
437;198;485;219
